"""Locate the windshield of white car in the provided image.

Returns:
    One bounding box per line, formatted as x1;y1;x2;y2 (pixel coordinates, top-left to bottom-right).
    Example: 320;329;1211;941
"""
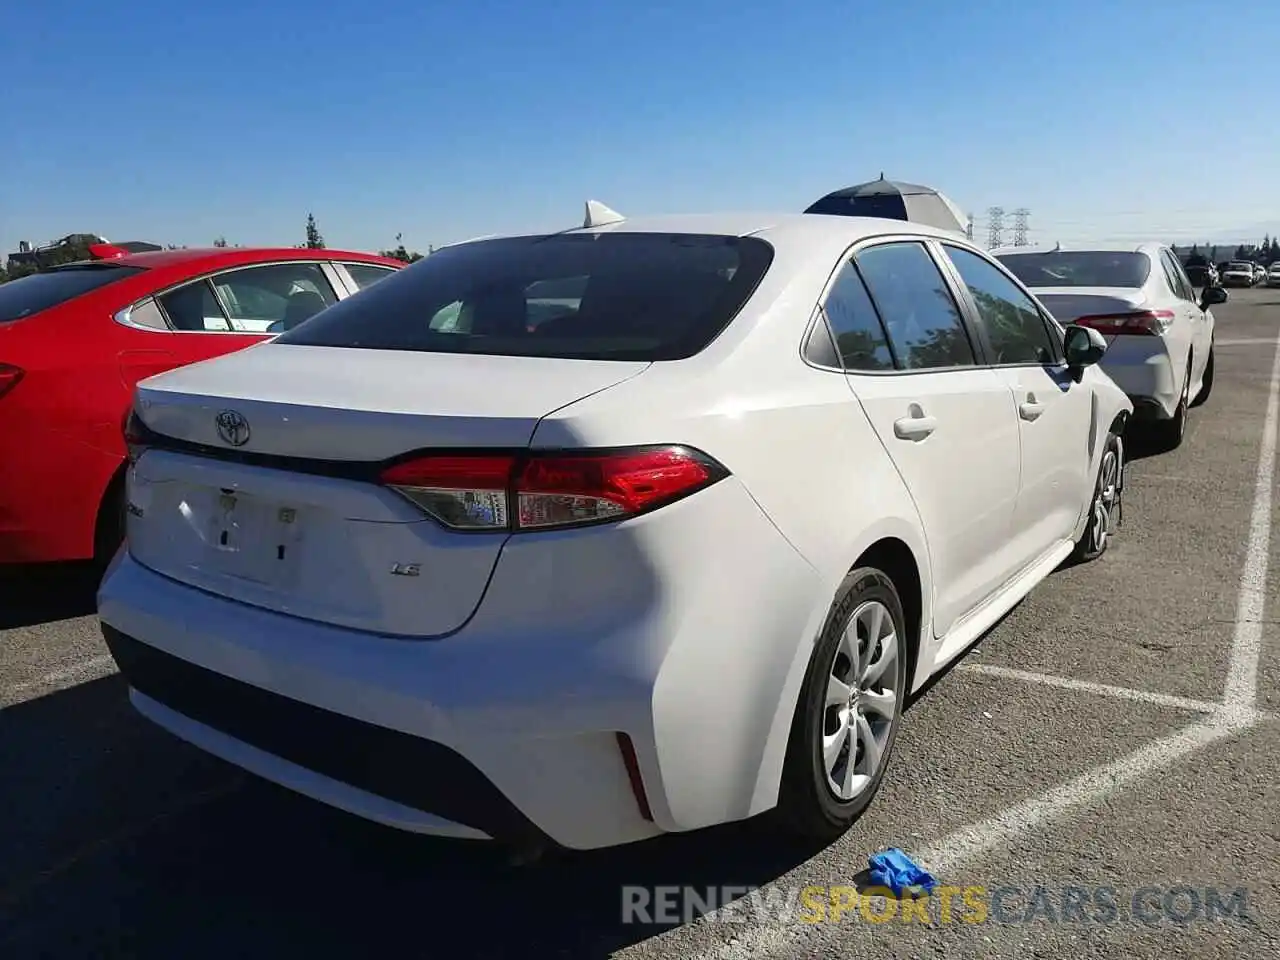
276;233;775;361
995;251;1151;288
0;263;145;323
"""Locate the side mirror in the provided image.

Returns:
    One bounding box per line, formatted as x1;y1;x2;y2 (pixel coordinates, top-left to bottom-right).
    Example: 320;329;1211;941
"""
1064;324;1107;376
1200;285;1229;308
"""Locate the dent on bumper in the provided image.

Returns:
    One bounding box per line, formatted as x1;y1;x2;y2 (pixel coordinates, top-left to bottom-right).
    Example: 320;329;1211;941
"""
97;478;824;850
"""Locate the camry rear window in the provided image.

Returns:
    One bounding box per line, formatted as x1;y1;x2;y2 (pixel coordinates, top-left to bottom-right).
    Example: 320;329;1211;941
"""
0;264;144;322
276;233;775;361
995;252;1151;288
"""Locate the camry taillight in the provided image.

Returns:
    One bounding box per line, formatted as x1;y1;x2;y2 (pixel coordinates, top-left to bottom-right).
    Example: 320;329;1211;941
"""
1073;309;1174;336
378;446;728;532
0;364;24;399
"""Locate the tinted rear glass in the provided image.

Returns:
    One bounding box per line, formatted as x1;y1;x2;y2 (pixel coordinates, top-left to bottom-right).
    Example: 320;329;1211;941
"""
276;233;774;361
0;264;144;322
996;252;1151;288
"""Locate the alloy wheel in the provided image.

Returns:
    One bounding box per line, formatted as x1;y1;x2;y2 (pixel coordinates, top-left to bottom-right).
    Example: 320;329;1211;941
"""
822;599;899;801
1089;447;1121;554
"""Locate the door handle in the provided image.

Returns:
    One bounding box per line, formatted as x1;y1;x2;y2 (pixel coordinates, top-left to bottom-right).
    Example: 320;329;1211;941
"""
894;413;937;440
1019;400;1044;421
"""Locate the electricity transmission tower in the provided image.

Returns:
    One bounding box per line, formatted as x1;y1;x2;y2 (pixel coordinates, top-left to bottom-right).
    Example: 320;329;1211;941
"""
1012;208;1031;247
986;207;1005;249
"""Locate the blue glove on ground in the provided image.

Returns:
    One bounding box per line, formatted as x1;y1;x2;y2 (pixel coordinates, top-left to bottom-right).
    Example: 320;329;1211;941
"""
867;848;938;897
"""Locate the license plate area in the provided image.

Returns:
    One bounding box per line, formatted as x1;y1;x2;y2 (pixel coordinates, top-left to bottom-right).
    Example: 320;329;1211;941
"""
207;488;304;585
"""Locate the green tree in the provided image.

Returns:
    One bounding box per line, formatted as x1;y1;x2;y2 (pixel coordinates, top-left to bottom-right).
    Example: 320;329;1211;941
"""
304;213;325;249
5;261;38;281
379;232;424;263
213;236;229;248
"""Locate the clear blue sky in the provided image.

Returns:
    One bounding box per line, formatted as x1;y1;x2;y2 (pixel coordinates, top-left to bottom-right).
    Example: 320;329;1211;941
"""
2;0;1277;255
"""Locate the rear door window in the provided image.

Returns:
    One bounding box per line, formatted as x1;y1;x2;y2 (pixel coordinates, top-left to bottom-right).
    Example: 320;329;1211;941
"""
276;233;775;361
0;264;144;322
211;262;339;333
158;280;230;332
343;262;399;291
853;242;977;370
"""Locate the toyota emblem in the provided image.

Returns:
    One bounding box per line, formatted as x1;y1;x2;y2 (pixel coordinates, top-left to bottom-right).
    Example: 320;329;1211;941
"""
215;409;251;447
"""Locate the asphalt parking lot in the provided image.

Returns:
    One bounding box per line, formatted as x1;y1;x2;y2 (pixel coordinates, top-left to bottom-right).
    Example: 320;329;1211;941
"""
3;288;1279;959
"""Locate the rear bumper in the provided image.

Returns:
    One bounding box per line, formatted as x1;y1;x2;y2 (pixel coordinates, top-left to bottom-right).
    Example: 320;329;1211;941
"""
1099;344;1179;418
97;477;825;850
103;625;545;846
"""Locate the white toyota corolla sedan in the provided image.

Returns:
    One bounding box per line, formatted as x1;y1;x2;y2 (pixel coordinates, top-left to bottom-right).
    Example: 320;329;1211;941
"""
99;207;1132;855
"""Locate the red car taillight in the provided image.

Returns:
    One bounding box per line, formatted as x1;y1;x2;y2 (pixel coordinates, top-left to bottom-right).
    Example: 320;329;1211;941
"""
0;364;24;399
378;446;728;532
1073;309;1174;336
123;408;154;463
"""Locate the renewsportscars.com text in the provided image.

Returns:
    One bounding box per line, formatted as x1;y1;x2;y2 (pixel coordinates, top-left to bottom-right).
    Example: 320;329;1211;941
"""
621;884;1251;926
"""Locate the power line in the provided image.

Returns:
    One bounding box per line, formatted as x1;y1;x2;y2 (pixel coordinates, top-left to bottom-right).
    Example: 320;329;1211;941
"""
1012;208;1030;247
986;207;1005;249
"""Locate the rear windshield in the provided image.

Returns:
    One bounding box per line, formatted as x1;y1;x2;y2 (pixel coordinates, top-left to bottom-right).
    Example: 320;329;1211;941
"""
276;233;775;361
1228;262;1253;270
0;264;144;322
995;251;1151;288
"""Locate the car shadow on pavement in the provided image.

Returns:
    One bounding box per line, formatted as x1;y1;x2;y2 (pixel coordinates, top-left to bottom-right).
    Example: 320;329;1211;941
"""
0;674;833;960
0;562;101;629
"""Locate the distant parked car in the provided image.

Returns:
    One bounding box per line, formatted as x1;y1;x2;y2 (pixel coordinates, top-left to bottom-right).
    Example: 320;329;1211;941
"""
1221;261;1256;287
1268;263;1280;287
0;246;404;565
1254;264;1267;285
995;243;1224;450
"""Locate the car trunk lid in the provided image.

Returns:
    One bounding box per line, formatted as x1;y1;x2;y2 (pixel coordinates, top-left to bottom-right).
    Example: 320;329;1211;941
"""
1032;287;1150;345
127;344;649;636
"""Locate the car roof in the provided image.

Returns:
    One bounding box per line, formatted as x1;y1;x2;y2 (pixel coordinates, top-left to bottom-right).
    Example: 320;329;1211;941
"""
58;247;404;272
990;242;1157;256
525;211;974;259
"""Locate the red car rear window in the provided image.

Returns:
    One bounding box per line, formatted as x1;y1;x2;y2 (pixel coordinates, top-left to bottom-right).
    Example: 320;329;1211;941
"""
0;264;144;323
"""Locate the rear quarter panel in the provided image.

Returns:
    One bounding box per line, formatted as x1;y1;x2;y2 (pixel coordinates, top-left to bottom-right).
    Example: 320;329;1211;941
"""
533;291;936;820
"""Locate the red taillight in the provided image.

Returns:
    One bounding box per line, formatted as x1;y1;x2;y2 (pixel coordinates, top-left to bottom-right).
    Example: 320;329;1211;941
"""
378;446;726;532
0;364;24;399
1073;309;1174;336
379;454;516;530
123;408;152;463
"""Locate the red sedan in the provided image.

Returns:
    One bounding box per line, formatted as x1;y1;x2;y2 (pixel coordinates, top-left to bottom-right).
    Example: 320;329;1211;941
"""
0;245;405;566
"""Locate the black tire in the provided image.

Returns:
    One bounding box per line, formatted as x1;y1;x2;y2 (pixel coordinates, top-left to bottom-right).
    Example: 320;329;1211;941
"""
93;470;127;567
777;567;909;843
1071;431;1123;563
1151;359;1192;451
1190;346;1214;408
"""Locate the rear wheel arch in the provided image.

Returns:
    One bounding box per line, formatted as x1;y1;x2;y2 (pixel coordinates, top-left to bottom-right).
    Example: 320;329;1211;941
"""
852;537;923;692
93;462;128;564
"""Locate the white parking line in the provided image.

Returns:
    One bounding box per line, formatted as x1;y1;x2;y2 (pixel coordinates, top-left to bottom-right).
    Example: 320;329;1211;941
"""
955;663;1221;714
689;333;1280;960
911;716;1244;877
1221;331;1280;718
1217;337;1280;347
